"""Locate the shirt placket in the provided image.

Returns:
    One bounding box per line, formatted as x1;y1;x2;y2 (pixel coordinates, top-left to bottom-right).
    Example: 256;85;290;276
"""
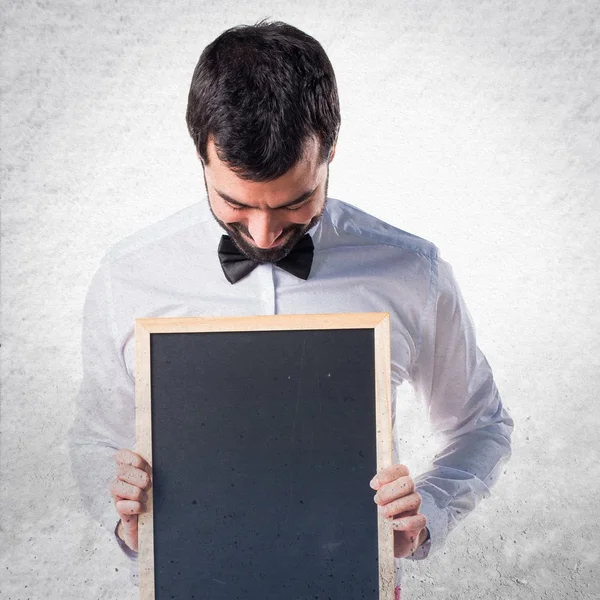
254;263;276;315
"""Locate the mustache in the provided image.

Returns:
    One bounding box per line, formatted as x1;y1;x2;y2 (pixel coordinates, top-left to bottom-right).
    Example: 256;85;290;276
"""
228;222;302;241
227;223;304;240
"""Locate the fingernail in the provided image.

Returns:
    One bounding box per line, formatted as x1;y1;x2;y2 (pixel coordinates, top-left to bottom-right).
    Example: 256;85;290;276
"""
370;476;379;488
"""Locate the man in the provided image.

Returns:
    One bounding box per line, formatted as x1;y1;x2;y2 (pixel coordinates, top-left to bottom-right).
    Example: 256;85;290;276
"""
68;20;513;595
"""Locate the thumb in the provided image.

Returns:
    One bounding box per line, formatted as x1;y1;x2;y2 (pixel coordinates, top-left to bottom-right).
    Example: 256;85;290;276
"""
116;506;139;552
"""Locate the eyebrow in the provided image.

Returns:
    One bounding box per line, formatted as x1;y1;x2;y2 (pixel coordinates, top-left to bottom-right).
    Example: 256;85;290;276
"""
214;185;318;209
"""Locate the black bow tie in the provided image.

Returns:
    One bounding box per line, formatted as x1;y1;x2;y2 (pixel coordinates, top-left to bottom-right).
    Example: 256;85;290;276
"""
218;234;314;284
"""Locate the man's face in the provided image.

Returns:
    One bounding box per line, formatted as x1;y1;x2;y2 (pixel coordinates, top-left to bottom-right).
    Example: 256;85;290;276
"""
201;136;333;263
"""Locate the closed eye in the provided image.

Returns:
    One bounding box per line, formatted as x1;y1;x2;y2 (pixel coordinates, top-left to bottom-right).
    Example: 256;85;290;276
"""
281;200;310;211
225;199;311;212
225;202;246;212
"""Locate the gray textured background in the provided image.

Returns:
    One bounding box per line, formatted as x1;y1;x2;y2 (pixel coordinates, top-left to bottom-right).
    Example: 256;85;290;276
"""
2;1;599;598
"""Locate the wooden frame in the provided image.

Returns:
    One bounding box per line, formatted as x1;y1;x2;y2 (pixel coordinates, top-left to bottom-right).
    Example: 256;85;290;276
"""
135;312;393;599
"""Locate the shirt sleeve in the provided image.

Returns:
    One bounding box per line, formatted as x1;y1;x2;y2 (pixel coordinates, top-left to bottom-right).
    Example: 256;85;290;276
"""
67;258;138;560
405;255;514;560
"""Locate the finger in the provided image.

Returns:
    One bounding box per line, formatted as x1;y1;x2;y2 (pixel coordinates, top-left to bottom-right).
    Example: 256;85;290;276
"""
115;499;144;518
390;514;427;532
373;475;415;504
115;449;152;475
110;478;148;503
377;492;421;519
370;464;410;490
117;463;152;490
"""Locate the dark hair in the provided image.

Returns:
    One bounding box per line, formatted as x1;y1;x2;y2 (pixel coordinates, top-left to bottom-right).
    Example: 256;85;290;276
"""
185;20;340;181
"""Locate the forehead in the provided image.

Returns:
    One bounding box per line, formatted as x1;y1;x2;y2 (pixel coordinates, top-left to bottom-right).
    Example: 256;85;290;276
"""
204;137;325;207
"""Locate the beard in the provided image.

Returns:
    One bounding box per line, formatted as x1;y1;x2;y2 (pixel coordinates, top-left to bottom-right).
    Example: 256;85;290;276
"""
205;170;329;264
215;213;323;263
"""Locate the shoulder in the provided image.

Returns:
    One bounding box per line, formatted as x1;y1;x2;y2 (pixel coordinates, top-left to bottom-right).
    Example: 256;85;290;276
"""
323;197;439;261
100;202;211;266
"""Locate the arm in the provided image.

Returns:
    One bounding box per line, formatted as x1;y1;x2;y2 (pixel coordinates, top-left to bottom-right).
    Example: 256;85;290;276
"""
405;255;514;560
67;260;140;558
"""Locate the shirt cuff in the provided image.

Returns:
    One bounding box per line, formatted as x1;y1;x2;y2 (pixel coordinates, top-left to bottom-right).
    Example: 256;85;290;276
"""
403;489;446;561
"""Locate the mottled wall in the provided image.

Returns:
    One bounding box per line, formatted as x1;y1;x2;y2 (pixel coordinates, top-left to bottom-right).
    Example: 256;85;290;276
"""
2;1;598;598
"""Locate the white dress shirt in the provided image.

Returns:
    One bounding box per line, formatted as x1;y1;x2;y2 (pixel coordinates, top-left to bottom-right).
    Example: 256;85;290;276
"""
67;197;513;589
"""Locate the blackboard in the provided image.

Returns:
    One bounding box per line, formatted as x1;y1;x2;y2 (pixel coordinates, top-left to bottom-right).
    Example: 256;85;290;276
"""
135;313;393;599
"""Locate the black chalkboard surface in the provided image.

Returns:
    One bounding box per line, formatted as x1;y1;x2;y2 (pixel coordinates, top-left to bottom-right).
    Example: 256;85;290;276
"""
135;313;393;600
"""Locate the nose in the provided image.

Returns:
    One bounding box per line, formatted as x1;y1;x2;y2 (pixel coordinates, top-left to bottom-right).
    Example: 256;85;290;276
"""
246;212;284;248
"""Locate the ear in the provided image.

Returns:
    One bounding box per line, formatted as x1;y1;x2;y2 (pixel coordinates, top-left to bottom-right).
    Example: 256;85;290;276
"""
328;142;337;163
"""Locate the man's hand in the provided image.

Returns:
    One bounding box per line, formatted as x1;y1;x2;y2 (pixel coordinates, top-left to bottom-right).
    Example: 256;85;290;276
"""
371;464;428;558
109;449;153;553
